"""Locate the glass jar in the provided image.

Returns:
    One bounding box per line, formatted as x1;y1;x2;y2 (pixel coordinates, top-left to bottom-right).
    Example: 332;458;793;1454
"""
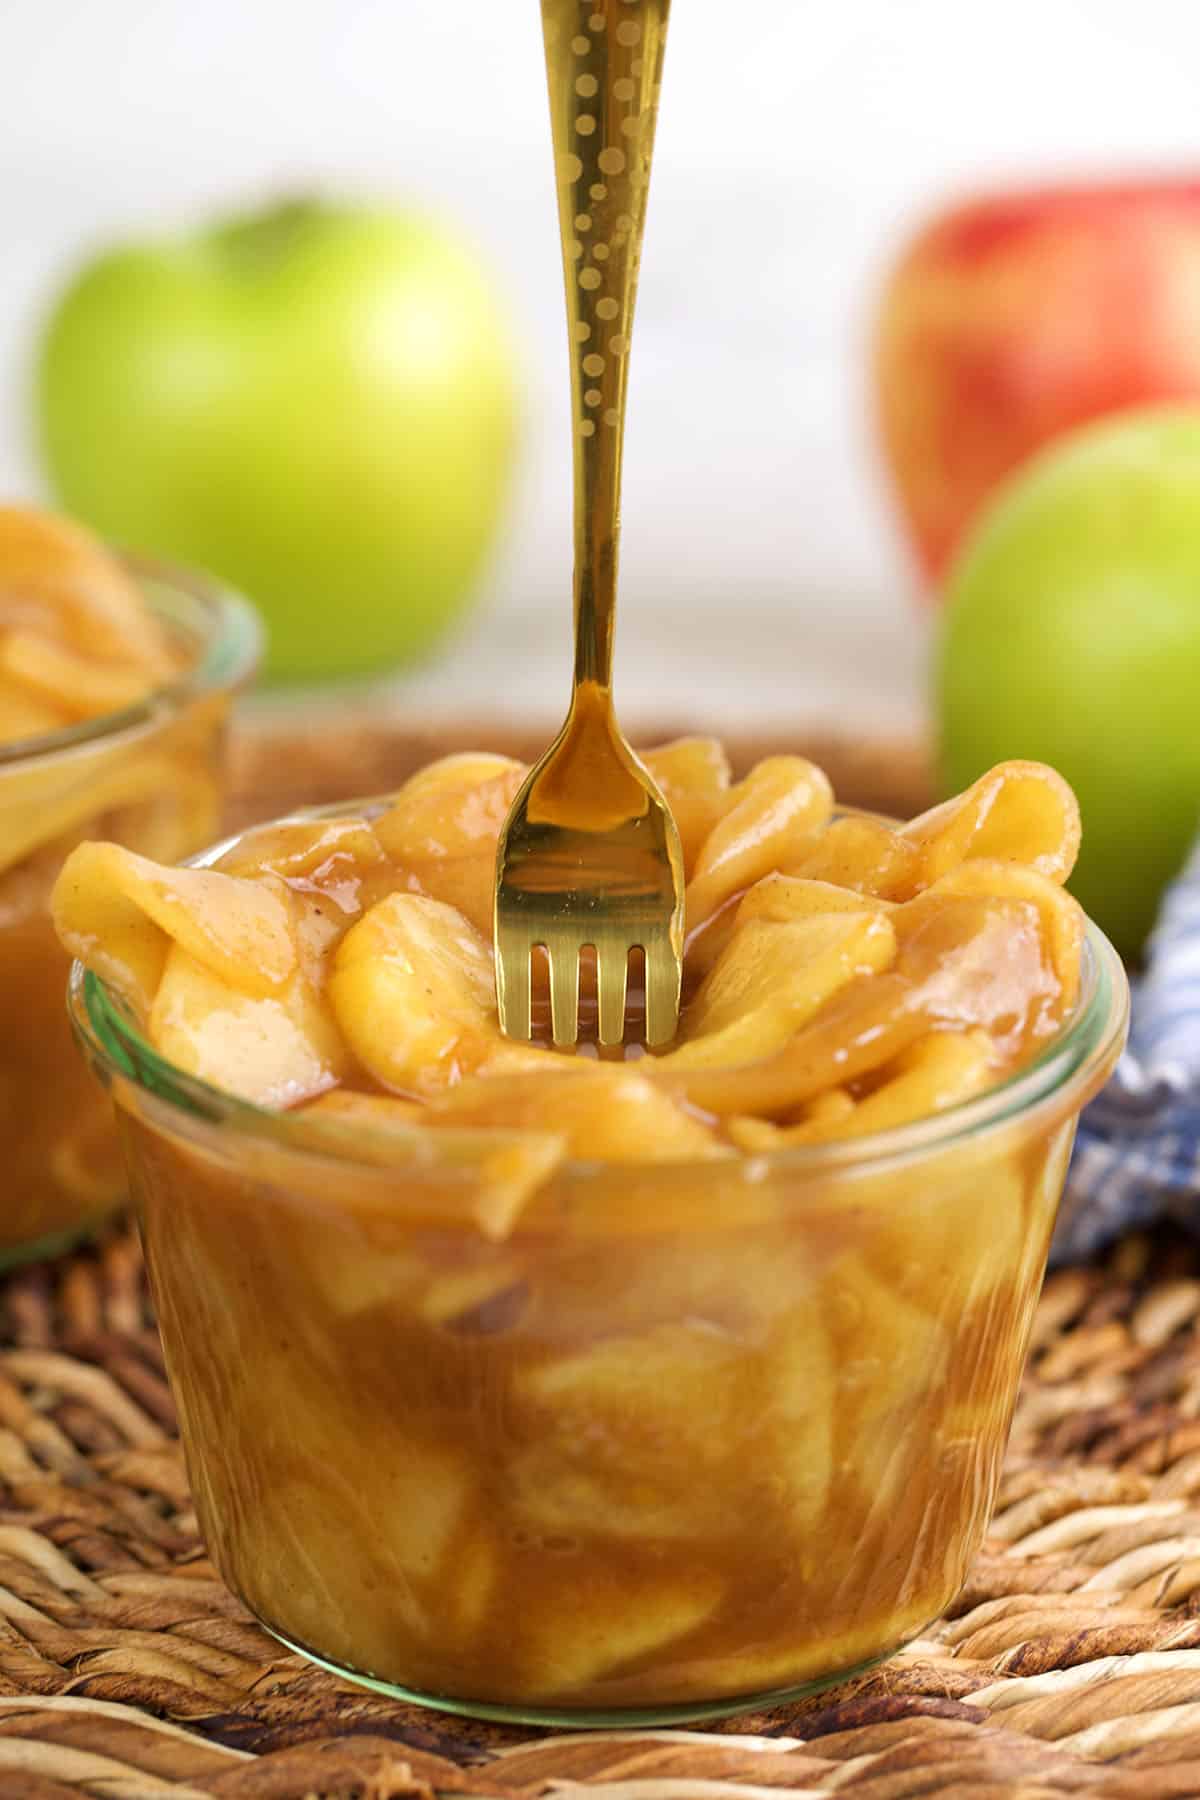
1;557;259;1262
67;806;1128;1725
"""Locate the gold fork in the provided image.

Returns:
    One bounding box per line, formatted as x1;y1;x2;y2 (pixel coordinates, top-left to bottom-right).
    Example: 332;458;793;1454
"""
494;0;683;1050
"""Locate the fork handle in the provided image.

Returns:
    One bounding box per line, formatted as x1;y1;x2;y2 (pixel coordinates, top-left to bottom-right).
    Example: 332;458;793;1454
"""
541;0;673;695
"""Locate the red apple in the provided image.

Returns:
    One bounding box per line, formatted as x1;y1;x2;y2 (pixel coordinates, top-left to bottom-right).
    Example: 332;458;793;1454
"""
874;179;1200;587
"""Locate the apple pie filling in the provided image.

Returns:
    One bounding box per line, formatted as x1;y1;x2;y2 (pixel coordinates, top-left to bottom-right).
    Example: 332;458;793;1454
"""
53;744;1110;1710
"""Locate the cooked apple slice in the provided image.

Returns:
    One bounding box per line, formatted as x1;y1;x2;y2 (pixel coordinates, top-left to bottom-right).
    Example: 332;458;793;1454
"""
662;910;896;1070
510;1303;833;1547
374;753;526;936
652;880;1063;1120
725;1086;857;1150
54;840;296;1017
511;1322;747;1541
897;859;1085;1013
298;1087;565;1241
248;1437;475;1656
517;1563;723;1699
470;1136;569;1239
903;760;1081;888
262;1184;431;1319
786;814;922;900
736;872;893;927
150;943;345;1106
764;1307;837;1531
687;873;888;986
217;815;388;885
382;1441;476;1583
896;895;1065;1058
427;1063;724;1162
238;1470;429;1658
52;845;169;1014
822;1254;951;1505
523;1211;843;1352
823;1029;995;1139
0;667;76;740
727;1032;993;1150
418;1257;529;1328
0;502;175;678
443;1531;498;1640
0;631;153;721
686;756;833;930
863;1144;1029;1318
641;736;732;873
216;818;397;976
328;891;531;1097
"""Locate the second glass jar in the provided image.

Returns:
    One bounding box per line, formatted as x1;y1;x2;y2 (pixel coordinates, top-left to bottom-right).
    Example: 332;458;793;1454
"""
0;557;259;1262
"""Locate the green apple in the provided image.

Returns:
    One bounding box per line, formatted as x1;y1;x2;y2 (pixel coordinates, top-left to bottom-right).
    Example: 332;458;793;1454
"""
937;407;1200;958
35;197;519;682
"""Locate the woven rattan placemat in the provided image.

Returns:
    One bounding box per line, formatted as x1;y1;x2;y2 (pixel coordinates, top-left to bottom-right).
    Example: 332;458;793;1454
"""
4;721;1194;1799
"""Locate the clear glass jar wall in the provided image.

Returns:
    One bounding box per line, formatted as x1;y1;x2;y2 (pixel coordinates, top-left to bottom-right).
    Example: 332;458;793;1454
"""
72;898;1127;1724
0;562;259;1261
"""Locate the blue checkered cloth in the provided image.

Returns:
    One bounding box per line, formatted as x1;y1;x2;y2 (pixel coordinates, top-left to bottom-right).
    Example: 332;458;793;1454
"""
1051;837;1200;1264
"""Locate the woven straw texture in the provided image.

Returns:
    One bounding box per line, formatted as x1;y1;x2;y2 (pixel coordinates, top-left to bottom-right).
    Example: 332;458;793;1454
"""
3;722;1193;1799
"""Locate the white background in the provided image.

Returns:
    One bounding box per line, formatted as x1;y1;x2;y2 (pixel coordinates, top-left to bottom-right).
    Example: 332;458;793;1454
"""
3;0;1199;733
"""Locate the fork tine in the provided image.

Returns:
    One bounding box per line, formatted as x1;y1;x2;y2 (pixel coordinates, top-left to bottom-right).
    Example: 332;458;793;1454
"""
548;948;580;1047
643;932;683;1048
596;943;629;1048
495;925;532;1042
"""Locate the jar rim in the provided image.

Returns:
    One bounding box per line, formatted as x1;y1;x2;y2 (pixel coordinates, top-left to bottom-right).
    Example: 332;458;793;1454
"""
67;795;1131;1184
0;550;262;769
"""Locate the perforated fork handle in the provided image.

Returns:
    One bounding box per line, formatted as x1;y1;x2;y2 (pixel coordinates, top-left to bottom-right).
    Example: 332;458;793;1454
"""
540;0;673;695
